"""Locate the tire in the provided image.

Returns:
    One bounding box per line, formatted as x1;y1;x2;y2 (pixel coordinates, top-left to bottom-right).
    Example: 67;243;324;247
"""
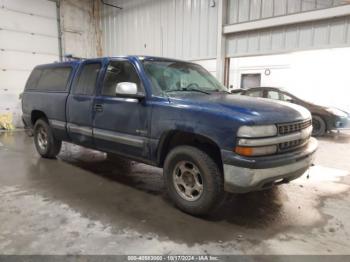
163;146;224;216
312;115;326;137
33;119;62;158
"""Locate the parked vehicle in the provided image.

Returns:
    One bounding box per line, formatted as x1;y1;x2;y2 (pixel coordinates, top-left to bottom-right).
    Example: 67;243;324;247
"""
235;87;350;136
22;56;317;216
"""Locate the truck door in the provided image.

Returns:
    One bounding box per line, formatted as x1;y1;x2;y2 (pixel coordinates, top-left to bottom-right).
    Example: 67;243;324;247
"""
66;61;102;147
92;59;149;159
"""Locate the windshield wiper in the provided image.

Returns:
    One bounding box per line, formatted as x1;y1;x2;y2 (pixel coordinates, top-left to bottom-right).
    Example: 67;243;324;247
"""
212;89;231;94
166;88;210;95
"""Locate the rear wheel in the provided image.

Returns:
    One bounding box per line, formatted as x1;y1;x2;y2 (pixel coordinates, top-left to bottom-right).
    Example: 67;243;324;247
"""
34;119;61;158
163;146;224;216
312;115;326;136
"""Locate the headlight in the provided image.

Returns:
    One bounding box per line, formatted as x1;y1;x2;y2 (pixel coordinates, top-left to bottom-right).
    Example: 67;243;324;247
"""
236;124;278;156
237;125;277;138
326;107;348;117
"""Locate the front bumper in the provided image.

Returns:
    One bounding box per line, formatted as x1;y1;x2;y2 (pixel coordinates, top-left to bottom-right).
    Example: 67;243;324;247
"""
222;137;318;193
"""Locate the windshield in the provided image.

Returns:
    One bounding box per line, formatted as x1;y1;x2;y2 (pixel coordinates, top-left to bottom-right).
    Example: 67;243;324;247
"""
142;60;227;95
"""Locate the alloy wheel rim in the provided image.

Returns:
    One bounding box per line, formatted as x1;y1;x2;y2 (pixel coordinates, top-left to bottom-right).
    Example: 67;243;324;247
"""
173;161;204;201
312;119;321;133
37;126;48;150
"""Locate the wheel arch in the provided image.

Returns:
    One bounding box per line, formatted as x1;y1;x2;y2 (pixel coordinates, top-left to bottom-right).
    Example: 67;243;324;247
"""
31;110;48;126
157;130;223;170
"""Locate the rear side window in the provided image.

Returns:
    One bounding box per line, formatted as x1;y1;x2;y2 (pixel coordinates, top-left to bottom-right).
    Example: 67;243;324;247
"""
74;63;101;95
246;90;263;97
25;68;42;90
26;66;72;92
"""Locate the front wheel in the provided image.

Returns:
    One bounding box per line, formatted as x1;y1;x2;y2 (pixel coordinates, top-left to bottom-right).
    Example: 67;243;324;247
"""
34;119;62;158
163;146;224;216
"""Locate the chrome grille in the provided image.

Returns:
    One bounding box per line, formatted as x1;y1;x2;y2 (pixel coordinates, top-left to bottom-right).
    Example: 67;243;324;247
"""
278;138;309;153
278;119;312;135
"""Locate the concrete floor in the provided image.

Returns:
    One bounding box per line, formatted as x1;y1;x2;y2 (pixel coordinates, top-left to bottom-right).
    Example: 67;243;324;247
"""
0;131;350;255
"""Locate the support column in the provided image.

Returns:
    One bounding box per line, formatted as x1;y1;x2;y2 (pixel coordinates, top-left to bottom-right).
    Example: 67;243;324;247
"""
223;57;230;87
216;0;227;85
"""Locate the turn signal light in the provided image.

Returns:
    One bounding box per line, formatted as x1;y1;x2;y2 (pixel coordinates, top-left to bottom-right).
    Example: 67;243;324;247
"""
235;146;254;156
235;145;277;156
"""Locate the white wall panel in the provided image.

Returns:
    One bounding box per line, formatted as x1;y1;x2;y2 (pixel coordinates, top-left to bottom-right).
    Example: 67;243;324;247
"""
316;0;333;9
330;17;348;44
287;0;301;14
285;27;298;49
0;71;30;94
0;0;57;18
313;20;329;46
271;28;285;50
0;9;58;37
0;51;58;71
259;30;272;50
193;59;217;76
0;94;23;127
0;30;59;55
298;24;313;49
227;0;239;24
302;0;316;11
247;33;259;52
238;0;250;22
261;0;274;18
250;0;262;20
274;0;288;16
101;0;218;60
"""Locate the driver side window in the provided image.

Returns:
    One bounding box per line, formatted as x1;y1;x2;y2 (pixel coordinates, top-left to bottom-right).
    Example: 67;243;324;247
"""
281;93;293;102
101;61;142;96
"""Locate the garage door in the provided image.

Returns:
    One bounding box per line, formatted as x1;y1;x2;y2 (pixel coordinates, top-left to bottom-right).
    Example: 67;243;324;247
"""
0;0;60;127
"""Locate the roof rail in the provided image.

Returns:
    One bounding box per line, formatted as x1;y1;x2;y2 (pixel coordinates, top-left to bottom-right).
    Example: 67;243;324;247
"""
63;54;85;61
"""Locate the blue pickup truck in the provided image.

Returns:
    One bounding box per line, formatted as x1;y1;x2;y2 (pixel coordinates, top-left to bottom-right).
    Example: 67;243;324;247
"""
22;56;317;216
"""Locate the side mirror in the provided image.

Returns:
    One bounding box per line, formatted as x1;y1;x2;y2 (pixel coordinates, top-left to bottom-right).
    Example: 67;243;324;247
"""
115;82;145;99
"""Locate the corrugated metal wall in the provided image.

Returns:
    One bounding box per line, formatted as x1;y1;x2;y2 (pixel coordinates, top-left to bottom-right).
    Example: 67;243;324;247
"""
226;15;350;57
100;0;218;60
100;0;350;59
227;0;346;24
226;0;350;57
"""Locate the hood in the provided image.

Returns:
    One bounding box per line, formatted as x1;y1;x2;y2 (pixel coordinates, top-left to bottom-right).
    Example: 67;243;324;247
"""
169;93;311;125
298;99;350;116
295;98;327;111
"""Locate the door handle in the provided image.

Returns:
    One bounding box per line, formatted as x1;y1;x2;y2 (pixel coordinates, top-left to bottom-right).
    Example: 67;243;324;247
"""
94;104;103;112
